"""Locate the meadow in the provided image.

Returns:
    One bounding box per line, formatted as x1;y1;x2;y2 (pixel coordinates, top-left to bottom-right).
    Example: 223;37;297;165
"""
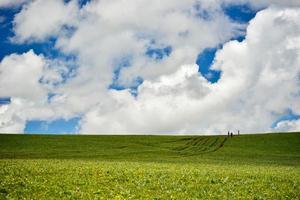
0;133;299;199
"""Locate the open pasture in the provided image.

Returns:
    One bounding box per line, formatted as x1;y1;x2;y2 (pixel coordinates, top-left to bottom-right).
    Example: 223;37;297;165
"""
0;133;299;199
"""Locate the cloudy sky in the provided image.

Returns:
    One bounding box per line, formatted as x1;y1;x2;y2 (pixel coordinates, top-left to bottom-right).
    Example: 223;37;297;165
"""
0;0;300;134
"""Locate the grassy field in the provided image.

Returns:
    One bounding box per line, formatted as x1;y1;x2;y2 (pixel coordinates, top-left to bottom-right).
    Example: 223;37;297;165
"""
0;133;299;199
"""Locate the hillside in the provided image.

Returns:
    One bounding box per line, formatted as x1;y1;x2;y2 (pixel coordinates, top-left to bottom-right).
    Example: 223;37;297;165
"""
0;132;299;165
0;132;299;199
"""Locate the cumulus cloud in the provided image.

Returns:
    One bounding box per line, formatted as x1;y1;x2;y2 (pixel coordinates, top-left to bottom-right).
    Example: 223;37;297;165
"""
0;104;24;133
0;50;47;101
80;64;212;133
81;5;300;134
274;119;300;132
12;0;79;42
1;0;300;134
0;51;46;133
0;51;77;133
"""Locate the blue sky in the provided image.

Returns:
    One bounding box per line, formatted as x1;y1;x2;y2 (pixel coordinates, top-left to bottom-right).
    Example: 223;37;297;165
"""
0;97;11;105
0;0;299;134
24;117;80;134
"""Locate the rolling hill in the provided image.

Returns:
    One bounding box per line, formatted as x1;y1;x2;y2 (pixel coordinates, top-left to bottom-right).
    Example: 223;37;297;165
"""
0;132;299;199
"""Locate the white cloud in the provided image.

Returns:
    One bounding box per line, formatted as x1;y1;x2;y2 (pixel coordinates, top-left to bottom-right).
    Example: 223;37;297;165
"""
1;0;300;134
0;51;76;133
0;51;46;133
32;0;240;124
0;104;24;133
274;119;300;132
80;64;212;133
0;50;47;101
12;0;79;42
81;6;300;134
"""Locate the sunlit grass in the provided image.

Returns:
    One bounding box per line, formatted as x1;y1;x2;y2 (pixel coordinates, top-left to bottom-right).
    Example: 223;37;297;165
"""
0;133;299;199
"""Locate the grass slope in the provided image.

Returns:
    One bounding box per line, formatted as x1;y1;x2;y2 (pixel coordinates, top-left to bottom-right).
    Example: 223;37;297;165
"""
0;132;299;199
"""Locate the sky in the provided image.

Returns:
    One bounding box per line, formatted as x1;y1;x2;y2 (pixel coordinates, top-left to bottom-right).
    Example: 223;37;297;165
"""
0;0;300;135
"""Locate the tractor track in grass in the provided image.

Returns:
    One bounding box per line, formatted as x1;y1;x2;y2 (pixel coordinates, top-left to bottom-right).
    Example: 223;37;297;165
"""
136;136;229;157
175;136;228;156
125;136;229;157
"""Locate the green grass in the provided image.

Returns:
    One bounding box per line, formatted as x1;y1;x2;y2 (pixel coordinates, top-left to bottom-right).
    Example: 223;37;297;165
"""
0;132;299;199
